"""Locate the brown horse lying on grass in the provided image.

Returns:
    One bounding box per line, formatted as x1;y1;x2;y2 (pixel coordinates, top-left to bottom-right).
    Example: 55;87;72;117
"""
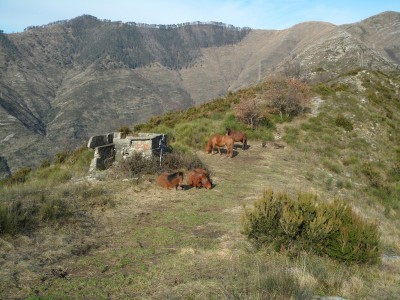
186;168;212;189
206;134;234;158
226;128;247;150
156;172;184;190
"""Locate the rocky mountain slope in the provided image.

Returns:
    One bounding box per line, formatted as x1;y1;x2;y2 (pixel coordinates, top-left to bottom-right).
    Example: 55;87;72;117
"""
0;11;399;174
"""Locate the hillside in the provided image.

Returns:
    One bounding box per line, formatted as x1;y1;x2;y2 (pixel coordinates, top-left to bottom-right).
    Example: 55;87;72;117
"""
1;12;399;175
0;68;399;299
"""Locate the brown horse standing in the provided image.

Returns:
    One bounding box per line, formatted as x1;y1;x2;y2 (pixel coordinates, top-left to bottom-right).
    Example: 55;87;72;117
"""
205;134;234;158
226;128;247;150
187;168;212;189
156;172;184;190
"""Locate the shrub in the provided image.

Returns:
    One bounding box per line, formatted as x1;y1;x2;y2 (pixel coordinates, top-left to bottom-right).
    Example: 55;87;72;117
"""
39;196;70;222
117;150;209;178
241;189;381;264
313;84;335;97
162;151;207;172
223;113;241;130
119;152;160;178
118;125;132;136
2;167;32;185
173;119;215;150
39;160;51;169
335;114;353;131
361;162;384;189
65;145;90;165
234;96;268;128
322;159;343;174
54;150;71;164
0;200;32;235
263;77;311;118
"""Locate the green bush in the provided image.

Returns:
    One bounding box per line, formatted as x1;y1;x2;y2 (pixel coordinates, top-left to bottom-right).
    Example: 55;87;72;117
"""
242;189;381;264
39;196;70;222
0;200;32;235
335;114;353;131
322;159;343;174
173;119;214;150
361;162;384;189
223;113;241;130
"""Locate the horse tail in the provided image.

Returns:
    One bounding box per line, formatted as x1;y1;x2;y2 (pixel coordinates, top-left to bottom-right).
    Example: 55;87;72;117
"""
243;135;247;150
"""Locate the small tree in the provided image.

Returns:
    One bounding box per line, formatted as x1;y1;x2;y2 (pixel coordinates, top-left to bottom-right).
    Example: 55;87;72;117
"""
234;95;269;128
263;77;311;118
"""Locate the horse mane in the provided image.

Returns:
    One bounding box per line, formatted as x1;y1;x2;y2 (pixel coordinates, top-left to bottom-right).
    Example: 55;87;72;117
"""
167;172;183;181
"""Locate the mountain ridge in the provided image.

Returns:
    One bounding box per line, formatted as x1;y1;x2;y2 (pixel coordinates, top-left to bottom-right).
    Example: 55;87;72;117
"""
0;12;399;174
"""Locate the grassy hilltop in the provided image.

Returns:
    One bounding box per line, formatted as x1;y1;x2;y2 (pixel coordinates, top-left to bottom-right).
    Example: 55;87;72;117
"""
1;69;400;299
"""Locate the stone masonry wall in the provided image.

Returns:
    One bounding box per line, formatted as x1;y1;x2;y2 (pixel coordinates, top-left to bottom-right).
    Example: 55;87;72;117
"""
87;133;115;172
87;132;167;171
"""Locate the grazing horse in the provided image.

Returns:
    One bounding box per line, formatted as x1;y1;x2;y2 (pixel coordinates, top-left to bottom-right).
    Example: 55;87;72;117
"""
226;128;247;150
187;168;212;189
156;172;184;190
205;134;234;158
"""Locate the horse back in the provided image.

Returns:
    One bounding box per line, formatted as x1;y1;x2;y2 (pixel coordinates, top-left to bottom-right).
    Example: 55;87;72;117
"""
223;135;234;146
212;134;232;146
157;172;183;189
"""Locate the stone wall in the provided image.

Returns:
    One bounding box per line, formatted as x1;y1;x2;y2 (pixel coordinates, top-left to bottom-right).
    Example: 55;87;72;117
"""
87;133;115;172
87;132;167;171
114;133;167;161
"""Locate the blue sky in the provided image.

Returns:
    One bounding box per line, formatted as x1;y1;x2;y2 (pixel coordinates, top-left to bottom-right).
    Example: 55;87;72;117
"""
1;0;399;33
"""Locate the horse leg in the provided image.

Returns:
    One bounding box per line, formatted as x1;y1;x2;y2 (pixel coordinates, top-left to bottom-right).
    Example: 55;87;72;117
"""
211;145;216;155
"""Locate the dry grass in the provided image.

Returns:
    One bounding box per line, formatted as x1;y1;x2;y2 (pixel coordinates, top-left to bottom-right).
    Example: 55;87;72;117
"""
1;70;400;299
1;140;399;299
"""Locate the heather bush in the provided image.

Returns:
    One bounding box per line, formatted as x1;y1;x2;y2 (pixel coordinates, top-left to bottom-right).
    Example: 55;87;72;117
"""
117;150;209;178
54;150;71;164
0;200;32;235
39;196;70;222
335;114;353;131
118;125;132;136
1;167;32;185
242;189;381;264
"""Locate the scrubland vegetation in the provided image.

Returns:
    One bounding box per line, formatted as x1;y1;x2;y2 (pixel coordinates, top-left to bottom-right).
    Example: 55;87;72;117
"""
1;70;400;299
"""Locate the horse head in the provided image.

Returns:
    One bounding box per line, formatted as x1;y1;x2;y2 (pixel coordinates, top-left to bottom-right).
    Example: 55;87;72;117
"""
205;140;212;153
201;175;212;189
